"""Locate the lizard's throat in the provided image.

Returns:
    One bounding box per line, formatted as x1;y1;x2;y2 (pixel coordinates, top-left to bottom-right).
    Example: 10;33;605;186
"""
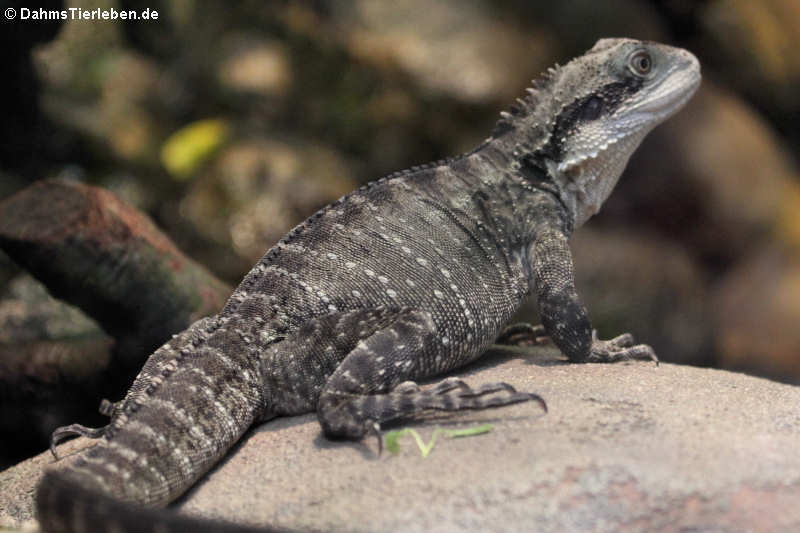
551;130;648;228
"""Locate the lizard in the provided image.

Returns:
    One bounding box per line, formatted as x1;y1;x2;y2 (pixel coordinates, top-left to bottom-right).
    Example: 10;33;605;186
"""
35;38;701;533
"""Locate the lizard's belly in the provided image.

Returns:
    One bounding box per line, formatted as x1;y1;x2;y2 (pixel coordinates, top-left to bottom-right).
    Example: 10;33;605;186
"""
258;257;529;417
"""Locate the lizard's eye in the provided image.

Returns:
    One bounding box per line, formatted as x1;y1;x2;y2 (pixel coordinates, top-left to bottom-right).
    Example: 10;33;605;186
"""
629;50;652;76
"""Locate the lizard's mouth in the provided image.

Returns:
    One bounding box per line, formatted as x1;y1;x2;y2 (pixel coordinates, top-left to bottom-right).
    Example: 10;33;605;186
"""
627;53;701;120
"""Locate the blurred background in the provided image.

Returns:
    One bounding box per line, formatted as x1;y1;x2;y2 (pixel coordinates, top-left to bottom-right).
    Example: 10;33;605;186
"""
1;0;799;468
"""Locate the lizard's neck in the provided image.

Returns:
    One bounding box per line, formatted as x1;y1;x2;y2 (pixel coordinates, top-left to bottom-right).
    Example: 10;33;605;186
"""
478;119;646;231
472;129;575;228
447;143;574;248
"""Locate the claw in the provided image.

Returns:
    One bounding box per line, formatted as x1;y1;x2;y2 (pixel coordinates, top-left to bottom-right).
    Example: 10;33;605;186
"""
457;382;516;398
50;424;106;460
635;344;659;365
431;377;470;395
369;421;382;456
608;333;635;348
529;392;548;413
587;332;658;364
503;390;547;413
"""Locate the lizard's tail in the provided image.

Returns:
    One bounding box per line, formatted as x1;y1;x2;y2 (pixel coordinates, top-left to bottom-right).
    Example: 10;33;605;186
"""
36;469;290;533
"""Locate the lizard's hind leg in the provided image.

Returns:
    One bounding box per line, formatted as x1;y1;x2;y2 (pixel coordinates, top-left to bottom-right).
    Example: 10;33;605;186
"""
495;322;550;346
317;309;545;440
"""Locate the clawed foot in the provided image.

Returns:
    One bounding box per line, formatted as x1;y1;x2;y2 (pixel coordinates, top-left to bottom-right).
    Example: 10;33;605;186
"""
495;323;550;347
585;330;658;365
323;376;547;448
424;377;548;412
368;421;383;455
368;377;546;455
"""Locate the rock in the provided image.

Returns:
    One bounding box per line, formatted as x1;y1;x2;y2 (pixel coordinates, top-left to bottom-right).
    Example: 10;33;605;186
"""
0;179;231;374
0;274;112;469
3;349;799;532
0;180;233;467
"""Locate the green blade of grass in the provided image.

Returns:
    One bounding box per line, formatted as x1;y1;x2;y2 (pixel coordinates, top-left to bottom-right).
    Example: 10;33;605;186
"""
383;424;494;457
444;424;493;438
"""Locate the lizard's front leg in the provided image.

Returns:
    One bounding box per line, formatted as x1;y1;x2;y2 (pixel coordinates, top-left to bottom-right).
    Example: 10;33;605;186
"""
316;308;545;440
530;230;657;363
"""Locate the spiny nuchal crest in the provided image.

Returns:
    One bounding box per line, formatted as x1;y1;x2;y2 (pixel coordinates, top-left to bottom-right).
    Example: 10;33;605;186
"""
491;38;701;228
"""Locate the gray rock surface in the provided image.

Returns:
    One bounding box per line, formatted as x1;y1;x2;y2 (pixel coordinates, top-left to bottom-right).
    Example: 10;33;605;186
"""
2;346;799;532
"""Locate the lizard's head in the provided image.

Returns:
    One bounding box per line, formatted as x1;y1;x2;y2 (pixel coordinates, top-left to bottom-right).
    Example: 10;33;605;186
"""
493;38;701;227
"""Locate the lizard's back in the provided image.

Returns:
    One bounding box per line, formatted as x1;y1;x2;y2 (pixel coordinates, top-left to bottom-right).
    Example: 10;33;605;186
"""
44;155;538;509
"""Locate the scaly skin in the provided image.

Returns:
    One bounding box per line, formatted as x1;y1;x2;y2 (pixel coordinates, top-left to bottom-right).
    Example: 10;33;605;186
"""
36;38;700;533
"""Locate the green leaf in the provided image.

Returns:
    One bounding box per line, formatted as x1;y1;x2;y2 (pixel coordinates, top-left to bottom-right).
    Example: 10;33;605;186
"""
161;119;230;180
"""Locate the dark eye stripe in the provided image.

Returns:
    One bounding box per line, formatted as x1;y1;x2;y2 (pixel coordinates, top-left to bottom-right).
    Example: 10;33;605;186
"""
580;96;604;121
543;78;644;162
